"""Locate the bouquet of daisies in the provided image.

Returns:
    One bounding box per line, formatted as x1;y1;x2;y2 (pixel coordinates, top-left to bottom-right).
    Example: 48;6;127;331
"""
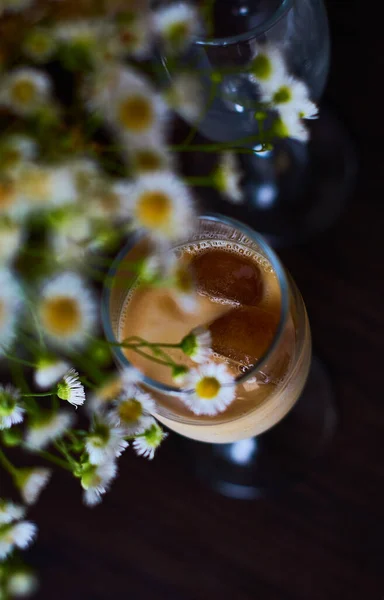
0;0;317;595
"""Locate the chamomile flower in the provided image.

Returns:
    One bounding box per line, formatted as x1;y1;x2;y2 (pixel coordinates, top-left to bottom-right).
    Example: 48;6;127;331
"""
181;327;212;364
33;356;71;389
81;460;117;506
182;362;236;416
57;369;86;407
0;135;37;176
113;83;167;142
249;44;287;89
0;501;25;525
114;10;154;59
272;112;309;143
133;419;167;460
165;72;203;122
125;144;174;175
262;76;318;120
14;467;51;505
17;165;78;211
25;411;75;450
213;152;243;203
87;375;122;415
70;158;102;196
138;251;175;285
49;210;92;264
85;420;128;465
38;272;97;348
122;173;195;243
169;258;197;313
0;220;24;265
23;28;57;63
154;3;201;55
0;385;24;430
0;68;51;116
109;389;155;435
0;521;37;560
6;570;38;598
89;66;167;143
0;269;23;355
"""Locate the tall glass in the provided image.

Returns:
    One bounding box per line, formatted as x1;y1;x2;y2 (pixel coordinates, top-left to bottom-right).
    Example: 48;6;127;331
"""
160;0;355;246
102;215;335;497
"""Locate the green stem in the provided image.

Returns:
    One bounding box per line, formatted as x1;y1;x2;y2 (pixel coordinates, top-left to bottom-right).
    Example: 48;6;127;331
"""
0;447;18;476
131;347;175;368
24;447;72;472
2;353;36;368
22;392;54;398
54;441;78;469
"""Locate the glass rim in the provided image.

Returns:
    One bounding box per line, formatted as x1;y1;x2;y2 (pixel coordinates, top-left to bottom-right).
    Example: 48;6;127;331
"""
101;213;290;397
193;0;293;47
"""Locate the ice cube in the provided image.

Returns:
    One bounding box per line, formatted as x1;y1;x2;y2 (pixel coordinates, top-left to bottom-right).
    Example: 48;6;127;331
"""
191;249;263;306
209;306;279;367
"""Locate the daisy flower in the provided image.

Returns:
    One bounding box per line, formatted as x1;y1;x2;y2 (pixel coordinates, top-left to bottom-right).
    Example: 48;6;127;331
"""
17;164;78;211
23;27;57;63
133;419;167;460
89;66;167;143
0;269;23;355
181;362;236;416
33;356;71;390
0;135;37;176
38;272;97;348
25;411;75;450
138;250;175;285
0;521;37;560
154;3;201;55
271;112;309;143
262;76;318;120
85;419;128;465
0;385;24;430
169;258;197;313
70;158;102;196
87;375;123;416
249;44;287;89
80;461;117;507
113;10;154;59
0;500;25;525
122;172;195;243
57;369;86;407
125;144;174;175
6;570;38;598
109;388;155;435
14;467;51;505
213;152;244;204
164;72;203;122
181;327;212;364
0;220;24;265
0;68;51;116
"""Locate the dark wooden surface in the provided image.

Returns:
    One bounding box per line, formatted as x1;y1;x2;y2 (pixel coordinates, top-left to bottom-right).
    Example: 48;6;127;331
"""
6;1;384;598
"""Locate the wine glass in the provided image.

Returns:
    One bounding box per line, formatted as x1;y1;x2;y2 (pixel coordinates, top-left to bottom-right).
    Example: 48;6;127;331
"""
160;0;355;247
102;214;336;498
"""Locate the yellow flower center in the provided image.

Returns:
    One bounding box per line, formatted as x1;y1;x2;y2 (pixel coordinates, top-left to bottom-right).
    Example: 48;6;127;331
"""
11;80;36;105
136;191;172;229
118;95;154;133
0;181;16;208
20;169;50;202
41;296;81;336
118;399;143;423
29;36;50;56
195;376;220;399
251;54;272;81
167;21;189;49
133;150;163;173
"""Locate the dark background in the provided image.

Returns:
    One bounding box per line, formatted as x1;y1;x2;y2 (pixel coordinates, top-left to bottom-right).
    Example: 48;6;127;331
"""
5;1;384;598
